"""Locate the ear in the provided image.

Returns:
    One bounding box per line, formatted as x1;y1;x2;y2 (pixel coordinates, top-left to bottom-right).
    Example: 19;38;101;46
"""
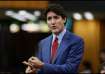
64;17;67;24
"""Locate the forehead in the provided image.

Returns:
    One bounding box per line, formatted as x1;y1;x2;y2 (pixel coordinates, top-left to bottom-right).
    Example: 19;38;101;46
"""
47;11;59;17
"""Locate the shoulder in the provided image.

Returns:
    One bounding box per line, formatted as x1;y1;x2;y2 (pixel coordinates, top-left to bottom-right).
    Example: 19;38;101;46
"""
39;35;52;45
66;30;83;40
65;30;84;43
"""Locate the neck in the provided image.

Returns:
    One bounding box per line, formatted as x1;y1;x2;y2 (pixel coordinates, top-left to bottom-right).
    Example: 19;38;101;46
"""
53;28;65;35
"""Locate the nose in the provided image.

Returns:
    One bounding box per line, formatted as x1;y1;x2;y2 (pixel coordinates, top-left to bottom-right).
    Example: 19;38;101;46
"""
51;18;55;25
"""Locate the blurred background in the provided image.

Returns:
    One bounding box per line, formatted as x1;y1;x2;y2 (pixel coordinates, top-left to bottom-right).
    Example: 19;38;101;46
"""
0;1;105;73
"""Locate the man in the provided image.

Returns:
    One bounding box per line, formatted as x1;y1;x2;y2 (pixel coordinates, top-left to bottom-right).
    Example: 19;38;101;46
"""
23;4;84;74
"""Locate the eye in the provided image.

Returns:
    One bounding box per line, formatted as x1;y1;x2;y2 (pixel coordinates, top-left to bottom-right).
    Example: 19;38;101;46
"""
47;17;52;20
54;16;59;19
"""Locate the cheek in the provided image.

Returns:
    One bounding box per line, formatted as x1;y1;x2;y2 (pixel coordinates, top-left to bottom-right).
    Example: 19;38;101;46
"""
58;21;64;28
57;19;65;25
48;24;52;29
47;21;51;27
47;24;50;28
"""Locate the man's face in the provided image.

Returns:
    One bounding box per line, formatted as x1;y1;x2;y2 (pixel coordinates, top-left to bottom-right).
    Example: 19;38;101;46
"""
47;11;66;35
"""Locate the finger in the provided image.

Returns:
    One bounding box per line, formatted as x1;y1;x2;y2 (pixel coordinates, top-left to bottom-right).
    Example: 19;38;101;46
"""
22;61;29;65
26;66;32;73
23;61;35;69
22;61;33;67
26;66;36;74
28;60;36;68
29;56;35;61
26;69;33;74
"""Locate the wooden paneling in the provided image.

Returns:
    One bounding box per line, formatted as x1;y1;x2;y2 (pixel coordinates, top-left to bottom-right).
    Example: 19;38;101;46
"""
100;20;105;50
0;1;48;9
73;20;100;73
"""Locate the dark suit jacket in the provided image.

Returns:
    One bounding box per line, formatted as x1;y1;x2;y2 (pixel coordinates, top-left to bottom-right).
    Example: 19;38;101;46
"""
37;30;84;74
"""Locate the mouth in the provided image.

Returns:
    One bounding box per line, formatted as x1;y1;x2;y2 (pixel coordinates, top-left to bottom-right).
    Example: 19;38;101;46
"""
52;26;57;29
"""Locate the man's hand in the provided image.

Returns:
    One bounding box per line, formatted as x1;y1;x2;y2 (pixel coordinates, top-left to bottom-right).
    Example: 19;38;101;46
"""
25;66;36;74
28;56;44;69
22;56;44;74
22;61;37;74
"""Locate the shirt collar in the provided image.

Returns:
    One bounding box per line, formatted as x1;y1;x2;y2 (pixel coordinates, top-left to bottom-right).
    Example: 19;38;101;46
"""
52;28;66;44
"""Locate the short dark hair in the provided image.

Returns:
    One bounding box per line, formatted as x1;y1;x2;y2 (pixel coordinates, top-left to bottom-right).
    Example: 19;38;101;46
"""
44;3;66;19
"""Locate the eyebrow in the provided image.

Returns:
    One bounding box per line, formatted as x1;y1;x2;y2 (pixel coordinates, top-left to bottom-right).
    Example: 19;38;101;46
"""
47;15;59;20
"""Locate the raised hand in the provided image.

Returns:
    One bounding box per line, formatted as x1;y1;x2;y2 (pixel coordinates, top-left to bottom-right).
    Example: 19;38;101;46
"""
28;56;44;69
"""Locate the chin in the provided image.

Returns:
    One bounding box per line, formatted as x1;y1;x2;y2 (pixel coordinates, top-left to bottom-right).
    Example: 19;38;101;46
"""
52;29;60;34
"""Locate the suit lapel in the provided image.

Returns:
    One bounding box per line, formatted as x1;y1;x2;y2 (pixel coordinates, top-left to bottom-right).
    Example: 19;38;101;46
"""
42;35;52;63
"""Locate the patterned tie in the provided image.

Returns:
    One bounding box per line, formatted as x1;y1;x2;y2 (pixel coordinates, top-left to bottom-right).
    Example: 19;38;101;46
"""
51;37;58;62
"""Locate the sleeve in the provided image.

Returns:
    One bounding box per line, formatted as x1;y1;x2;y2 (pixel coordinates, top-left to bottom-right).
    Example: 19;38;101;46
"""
38;38;84;74
35;41;43;61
